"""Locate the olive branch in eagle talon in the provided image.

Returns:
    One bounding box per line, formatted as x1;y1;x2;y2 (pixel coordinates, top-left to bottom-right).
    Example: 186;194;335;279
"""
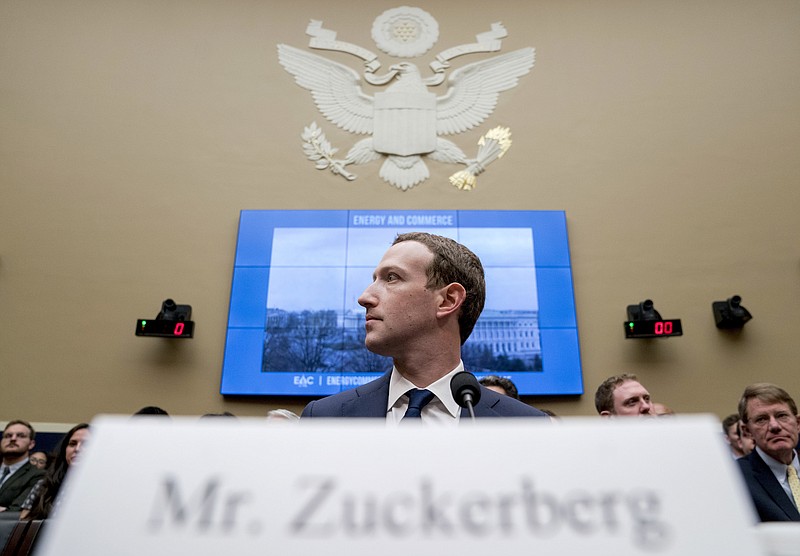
301;122;357;181
449;126;513;191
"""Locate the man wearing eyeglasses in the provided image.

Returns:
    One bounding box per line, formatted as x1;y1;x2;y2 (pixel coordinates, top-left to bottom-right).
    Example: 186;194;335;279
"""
0;420;44;512
737;383;800;522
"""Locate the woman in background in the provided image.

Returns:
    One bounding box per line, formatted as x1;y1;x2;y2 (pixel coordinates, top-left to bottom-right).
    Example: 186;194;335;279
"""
20;423;89;520
28;451;49;470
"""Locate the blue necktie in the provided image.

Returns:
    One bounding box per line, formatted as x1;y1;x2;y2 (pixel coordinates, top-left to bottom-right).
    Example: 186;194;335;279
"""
403;389;435;419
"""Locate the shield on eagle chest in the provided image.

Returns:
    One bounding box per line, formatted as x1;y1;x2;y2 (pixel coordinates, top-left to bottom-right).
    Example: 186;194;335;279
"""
373;91;437;156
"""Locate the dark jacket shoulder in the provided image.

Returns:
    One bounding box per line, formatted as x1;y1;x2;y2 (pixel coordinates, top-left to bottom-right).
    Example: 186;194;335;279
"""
737;450;800;522
0;462;45;510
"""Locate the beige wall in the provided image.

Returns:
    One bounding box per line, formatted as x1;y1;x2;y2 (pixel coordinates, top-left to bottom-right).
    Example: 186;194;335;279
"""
1;0;798;423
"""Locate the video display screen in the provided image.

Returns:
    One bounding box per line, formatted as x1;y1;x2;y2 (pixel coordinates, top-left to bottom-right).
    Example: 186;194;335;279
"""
221;210;582;396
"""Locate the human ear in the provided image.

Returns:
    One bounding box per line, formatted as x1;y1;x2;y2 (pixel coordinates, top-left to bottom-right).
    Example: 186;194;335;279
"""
436;282;466;317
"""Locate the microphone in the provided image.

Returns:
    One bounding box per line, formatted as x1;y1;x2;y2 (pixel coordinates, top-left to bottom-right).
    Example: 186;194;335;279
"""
450;371;482;421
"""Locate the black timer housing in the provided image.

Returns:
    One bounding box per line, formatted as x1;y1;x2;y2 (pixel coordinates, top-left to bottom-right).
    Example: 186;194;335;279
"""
136;299;194;338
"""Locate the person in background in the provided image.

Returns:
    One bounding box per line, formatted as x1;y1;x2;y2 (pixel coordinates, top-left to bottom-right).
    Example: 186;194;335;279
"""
736;383;800;522
723;413;753;459
594;373;653;417
739;419;755;455
200;412;237;419
0;420;44;512
266;409;300;422
21;423;89;520
133;406;169;417
478;375;520;400
302;232;547;421
28;452;49;470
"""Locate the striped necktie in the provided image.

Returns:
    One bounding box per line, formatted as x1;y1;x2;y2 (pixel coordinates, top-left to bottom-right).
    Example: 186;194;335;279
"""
0;466;10;487
787;466;800;508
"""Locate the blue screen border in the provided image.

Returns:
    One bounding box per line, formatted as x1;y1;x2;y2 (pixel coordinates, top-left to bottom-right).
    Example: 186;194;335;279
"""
221;210;583;397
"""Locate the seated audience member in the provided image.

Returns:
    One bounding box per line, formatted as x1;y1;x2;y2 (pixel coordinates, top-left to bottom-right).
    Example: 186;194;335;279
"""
736;383;800;522
653;402;675;416
133;406;170;417
478;376;520;400
200;412;237;419
723;413;753;459
739;420;755;455
0;420;45;512
28;452;49;470
266;409;300;422
21;423;89;520
594;373;653;417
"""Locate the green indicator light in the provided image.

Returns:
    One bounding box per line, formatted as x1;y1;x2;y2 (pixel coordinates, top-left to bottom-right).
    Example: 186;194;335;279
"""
628;322;634;329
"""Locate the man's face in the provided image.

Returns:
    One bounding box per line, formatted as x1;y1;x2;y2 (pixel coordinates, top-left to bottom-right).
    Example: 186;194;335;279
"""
358;241;442;358
725;423;741;448
610;380;653;416
743;399;800;463
1;423;35;460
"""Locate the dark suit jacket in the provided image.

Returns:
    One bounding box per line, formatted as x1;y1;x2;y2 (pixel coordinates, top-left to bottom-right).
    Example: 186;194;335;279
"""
0;462;44;511
302;371;548;418
737;449;800;522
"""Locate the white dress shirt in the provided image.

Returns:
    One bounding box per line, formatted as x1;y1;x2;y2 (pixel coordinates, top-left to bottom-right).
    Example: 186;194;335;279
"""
756;446;800;508
386;362;465;426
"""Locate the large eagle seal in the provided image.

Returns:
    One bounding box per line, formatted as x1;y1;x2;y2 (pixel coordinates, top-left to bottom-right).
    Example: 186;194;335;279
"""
278;44;534;190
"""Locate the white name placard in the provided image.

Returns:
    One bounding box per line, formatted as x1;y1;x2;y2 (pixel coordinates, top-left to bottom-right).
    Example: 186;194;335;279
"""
36;415;764;555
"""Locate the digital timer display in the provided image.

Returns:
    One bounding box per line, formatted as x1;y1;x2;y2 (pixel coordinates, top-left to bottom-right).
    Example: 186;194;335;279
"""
136;319;194;338
624;319;682;339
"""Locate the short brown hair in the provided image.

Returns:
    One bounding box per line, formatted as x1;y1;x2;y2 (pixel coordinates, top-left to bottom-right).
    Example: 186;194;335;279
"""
479;375;520;400
3;419;35;441
738;383;798;423
393;232;485;344
594;373;640;414
722;413;740;434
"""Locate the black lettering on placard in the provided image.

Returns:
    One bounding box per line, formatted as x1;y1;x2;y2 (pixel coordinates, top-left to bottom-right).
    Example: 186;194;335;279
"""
459;492;492;536
147;475;252;534
342;492;377;535
521;478;561;536
289;476;336;536
420;479;454;535
381;493;415;536
627;489;671;549
287;476;673;549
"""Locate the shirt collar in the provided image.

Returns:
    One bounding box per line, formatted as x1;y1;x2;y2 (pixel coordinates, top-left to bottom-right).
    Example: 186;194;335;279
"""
756;446;800;484
2;458;29;475
387;361;465;418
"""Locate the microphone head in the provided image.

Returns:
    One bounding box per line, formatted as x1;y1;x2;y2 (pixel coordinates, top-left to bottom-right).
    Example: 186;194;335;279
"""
450;371;482;408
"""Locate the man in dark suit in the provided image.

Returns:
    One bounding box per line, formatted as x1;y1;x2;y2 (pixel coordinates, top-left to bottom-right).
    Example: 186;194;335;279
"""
736;383;800;521
0;420;44;512
302;232;547;421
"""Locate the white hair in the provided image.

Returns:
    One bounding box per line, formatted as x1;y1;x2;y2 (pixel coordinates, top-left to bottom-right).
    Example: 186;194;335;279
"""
266;408;300;422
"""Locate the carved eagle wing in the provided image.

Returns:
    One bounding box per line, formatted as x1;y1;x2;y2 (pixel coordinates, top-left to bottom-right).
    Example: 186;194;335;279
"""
436;47;535;135
277;44;374;135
